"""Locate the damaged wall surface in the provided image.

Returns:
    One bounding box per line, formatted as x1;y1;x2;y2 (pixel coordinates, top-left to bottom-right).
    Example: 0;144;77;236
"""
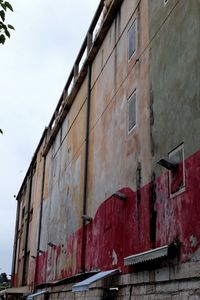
10;0;200;299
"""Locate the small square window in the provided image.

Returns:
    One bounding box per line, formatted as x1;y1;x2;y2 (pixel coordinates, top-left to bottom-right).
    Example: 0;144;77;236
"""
169;144;185;196
128;19;137;61
127;90;136;133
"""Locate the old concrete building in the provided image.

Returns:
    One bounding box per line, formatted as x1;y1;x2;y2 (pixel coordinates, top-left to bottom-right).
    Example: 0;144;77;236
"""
8;0;200;299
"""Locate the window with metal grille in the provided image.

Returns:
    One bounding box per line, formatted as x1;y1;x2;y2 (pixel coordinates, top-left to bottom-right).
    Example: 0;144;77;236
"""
128;91;136;133
128;19;137;61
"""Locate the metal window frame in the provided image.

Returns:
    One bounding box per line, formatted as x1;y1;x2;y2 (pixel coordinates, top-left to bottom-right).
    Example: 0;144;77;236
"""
127;89;137;134
128;18;137;62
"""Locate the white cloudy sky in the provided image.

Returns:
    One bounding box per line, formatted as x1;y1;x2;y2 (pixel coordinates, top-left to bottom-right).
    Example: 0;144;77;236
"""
0;0;99;275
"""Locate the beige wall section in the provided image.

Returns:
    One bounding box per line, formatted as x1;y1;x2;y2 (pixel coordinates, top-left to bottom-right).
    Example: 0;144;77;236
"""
38;77;88;259
13;134;46;287
88;0;150;217
27;142;47;287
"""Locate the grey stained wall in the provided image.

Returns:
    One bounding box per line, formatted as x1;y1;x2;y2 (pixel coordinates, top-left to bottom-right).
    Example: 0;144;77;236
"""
148;1;200;297
149;0;200;169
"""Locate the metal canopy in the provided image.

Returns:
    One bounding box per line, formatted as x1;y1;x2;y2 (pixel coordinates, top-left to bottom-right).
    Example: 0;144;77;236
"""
72;269;120;292
26;290;48;299
124;245;170;266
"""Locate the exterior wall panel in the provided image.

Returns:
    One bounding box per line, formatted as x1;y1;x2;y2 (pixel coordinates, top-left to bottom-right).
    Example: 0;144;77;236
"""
10;0;200;299
149;0;200;264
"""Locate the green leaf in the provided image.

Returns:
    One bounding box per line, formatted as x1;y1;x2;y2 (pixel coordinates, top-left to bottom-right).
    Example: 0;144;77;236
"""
0;10;5;21
8;24;14;30
0;33;5;44
0;129;3;134
5;1;13;11
0;22;7;31
1;3;6;11
5;28;10;38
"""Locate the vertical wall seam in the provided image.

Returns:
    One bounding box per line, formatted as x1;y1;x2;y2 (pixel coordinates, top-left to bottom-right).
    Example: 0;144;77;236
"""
81;64;92;273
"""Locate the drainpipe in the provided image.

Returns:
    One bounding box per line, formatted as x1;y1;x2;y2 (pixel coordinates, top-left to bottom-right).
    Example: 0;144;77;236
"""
81;64;92;273
34;155;46;290
11;198;20;286
22;165;33;285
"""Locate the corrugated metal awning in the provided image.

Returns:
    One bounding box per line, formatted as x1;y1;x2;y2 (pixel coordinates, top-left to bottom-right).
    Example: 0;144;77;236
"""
26;290;48;299
72;269;120;292
124;245;171;266
35;271;98;289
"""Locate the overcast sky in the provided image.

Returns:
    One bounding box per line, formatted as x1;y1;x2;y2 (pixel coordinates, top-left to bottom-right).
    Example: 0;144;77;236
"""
0;0;99;276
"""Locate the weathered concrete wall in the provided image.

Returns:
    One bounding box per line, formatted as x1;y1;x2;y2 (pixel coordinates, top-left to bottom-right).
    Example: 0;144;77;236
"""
13;135;46;290
36;78;88;283
87;0;151;272
12;0;200;299
150;0;200;163
149;0;200;263
32;0;151;285
89;0;151;217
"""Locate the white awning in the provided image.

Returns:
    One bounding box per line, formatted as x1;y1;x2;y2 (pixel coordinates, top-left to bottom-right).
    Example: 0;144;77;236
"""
72;269;120;292
124;245;170;266
27;290;48;299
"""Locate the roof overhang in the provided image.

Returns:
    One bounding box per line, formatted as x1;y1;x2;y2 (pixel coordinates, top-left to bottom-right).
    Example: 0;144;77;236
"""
72;269;120;292
124;243;178;266
1;286;29;295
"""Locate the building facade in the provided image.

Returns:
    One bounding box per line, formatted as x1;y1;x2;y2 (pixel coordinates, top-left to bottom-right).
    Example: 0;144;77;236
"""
9;0;200;299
